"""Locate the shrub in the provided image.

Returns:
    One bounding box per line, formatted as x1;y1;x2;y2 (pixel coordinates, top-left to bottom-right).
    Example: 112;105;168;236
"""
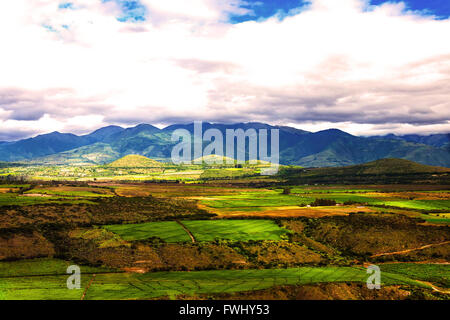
310;198;337;207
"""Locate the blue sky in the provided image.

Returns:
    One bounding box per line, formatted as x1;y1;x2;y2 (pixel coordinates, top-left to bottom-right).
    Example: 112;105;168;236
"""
235;0;450;22
238;0;450;21
371;0;450;18
113;0;450;23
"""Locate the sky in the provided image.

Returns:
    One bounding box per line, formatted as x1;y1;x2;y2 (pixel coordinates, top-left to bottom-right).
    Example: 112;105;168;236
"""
0;0;450;141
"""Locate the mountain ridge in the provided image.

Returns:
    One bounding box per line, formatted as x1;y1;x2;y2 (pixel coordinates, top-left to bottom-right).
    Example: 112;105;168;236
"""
0;123;448;167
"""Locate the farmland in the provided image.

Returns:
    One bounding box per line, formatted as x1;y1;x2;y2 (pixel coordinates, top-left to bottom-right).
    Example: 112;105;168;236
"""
0;160;449;300
104;220;290;243
0;259;433;300
104;221;192;242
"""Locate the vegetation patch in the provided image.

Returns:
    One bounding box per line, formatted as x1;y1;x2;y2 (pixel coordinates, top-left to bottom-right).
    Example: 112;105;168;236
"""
183;220;291;242
0;266;427;300
380;263;450;288
104;221;191;242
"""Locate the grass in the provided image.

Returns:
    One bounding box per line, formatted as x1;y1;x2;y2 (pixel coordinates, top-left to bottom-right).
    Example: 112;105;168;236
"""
0;193;97;206
0;264;428;300
24;188;113;198
314;194;383;204
288;188;377;194
183;220;291;242
104;220;290;242
419;213;450;225
201;192;314;208
103;221;191;242
380;263;450;288
382;200;450;211
0;275;88;300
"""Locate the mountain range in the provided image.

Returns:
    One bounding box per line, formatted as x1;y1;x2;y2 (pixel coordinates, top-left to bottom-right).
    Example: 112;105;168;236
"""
0;123;448;167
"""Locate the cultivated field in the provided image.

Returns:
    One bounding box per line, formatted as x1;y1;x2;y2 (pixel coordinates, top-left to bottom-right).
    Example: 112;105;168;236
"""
0;259;433;300
0;178;449;300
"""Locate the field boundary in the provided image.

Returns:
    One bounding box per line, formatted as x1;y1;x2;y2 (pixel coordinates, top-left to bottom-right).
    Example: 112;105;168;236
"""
176;220;196;243
81;274;96;300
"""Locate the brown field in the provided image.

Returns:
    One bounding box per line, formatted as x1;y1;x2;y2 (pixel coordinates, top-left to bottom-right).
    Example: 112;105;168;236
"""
188;283;413;300
0;188;16;193
365;191;450;200
37;186;115;195
294;185;450;191
204;205;376;218
110;183;257;197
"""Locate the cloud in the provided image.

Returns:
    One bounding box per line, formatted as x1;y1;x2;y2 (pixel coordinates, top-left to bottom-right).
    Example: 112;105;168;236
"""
0;0;449;140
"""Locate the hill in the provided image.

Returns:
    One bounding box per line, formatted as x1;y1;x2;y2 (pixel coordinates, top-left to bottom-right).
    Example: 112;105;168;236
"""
279;158;450;184
107;155;163;168
354;158;450;175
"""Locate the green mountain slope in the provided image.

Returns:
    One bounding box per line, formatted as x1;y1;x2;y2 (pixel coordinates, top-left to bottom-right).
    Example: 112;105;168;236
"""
108;155;163;168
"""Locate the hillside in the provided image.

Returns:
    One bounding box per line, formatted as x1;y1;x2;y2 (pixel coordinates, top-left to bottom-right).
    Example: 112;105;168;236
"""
108;155;163;168
354;158;450;174
279;158;450;184
193;154;240;164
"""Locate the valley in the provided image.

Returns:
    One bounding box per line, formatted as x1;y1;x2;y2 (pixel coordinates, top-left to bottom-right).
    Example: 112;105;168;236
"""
0;158;449;300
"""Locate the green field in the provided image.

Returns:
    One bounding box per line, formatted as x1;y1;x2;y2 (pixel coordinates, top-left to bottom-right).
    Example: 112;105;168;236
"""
0;193;97;206
0;259;429;300
383;200;450;211
201;192;314;208
24;188;113;198
104;221;191;242
104;220;290;242
183;220;290;242
380;263;450;288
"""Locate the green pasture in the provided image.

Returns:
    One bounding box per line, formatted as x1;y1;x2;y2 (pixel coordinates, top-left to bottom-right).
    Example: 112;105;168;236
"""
0;193;96;206
103;221;191;242
104;219;290;242
24;188;113;198
287;188;377;194
201;192;314;208
380;263;450;288
0;261;429;300
382;200;450;211
419;213;450;225
183;220;290;242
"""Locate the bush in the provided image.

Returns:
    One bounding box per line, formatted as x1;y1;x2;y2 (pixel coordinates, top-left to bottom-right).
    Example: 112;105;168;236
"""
310;198;337;207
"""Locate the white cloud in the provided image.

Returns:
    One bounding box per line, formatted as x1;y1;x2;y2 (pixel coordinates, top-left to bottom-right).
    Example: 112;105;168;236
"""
0;0;449;140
